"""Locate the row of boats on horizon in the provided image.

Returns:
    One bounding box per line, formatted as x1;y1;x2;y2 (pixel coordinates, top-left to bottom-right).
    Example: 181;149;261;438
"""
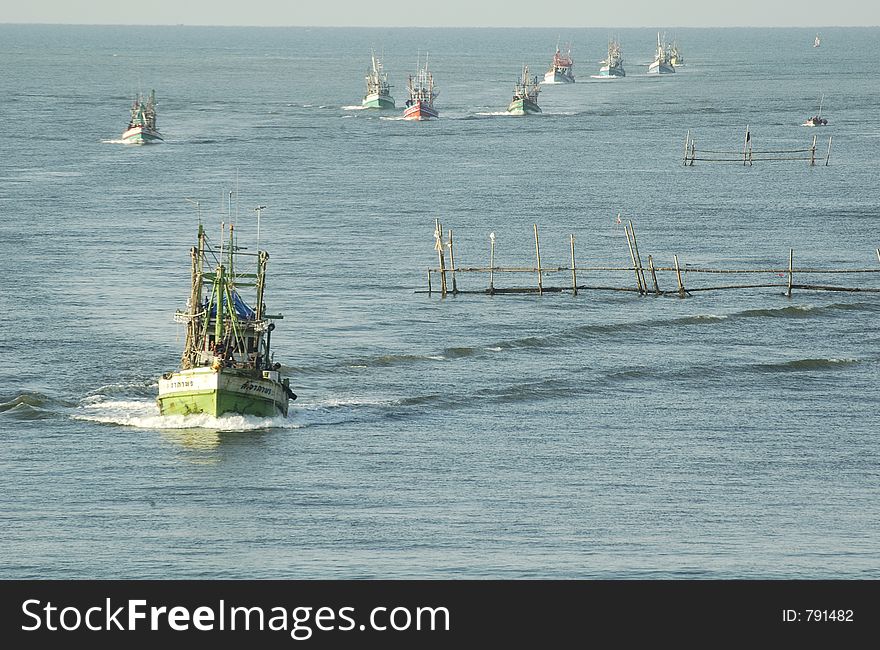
120;31;833;143
364;34;686;120
120;34;684;141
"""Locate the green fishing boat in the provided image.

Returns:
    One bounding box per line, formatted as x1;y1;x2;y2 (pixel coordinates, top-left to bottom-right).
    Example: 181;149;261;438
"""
507;65;542;115
157;219;296;418
362;51;395;109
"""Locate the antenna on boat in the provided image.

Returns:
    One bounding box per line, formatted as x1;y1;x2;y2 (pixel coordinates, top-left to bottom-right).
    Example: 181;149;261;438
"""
185;197;201;225
254;205;267;250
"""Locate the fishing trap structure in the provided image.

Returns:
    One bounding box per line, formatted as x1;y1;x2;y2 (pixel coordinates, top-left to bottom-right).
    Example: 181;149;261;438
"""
423;219;880;298
683;127;832;166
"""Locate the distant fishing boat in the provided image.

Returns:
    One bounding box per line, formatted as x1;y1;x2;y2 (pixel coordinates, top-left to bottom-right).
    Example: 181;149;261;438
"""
507;65;542;115
543;42;575;83
597;39;625;77
647;32;675;75
803;93;828;126
362;50;395;109
122;90;162;144
669;40;684;66
814;33;821;48
403;54;438;120
158;219;296;418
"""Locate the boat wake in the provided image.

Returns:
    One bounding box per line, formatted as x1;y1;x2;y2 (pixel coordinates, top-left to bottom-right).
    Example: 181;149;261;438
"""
341;105;369;111
475;111;521;117
101;139;131;144
72;398;301;431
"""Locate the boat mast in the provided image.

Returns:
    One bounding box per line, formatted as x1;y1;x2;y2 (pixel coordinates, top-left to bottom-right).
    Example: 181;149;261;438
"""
182;223;205;368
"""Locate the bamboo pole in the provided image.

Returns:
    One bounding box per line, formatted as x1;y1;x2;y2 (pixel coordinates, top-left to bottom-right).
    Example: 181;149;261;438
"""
810;134;817;166
628;220;648;292
648;255;661;294
533;223;543;295
489;232;496;294
743;126;750;166
434;219;447;296
825;136;833;166
624;224;644;294
570;234;577;296
877;248;880;265
683;130;690;166
689;139;696;166
787;248;794;297
427;269;432;294
447;228;458;294
674;254;686;297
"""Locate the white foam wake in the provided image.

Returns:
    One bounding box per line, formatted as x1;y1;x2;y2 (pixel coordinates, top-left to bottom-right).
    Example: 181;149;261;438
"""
72;398;300;431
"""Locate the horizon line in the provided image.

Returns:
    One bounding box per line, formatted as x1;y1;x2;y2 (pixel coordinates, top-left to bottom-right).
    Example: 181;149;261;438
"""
2;22;875;29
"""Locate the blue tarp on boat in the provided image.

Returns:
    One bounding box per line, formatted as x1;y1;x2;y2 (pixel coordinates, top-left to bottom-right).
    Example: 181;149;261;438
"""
210;290;256;320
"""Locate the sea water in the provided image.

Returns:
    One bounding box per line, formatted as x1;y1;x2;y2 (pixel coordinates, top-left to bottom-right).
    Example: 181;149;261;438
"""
0;25;878;578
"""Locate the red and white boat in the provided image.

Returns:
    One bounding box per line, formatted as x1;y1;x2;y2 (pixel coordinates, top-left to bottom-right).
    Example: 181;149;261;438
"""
403;55;438;121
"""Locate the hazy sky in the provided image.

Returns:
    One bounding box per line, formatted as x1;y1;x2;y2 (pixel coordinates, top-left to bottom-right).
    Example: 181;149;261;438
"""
2;1;878;27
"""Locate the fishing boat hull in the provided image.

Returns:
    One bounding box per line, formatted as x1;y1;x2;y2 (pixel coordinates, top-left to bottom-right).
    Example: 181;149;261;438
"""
647;61;675;74
544;69;575;83
122;125;163;144
362;93;396;109
403;101;439;120
158;366;290;418
598;64;625;77
507;98;542;115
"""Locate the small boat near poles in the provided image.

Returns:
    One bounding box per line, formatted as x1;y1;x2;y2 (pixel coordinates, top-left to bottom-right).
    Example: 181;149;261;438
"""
802;93;828;126
157;219;296;418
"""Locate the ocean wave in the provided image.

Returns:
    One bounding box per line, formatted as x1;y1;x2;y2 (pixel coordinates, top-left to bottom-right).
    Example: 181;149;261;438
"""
0;392;67;420
752;358;861;373
736;305;819;319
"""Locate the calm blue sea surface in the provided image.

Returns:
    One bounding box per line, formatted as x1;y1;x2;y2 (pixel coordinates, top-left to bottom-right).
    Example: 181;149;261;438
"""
0;25;878;579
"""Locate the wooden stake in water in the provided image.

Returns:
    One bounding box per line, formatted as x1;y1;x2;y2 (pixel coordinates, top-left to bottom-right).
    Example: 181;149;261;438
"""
683;130;690;166
648;255;661;294
447;229;458;294
825;136;833;166
533;223;543;295
674;254;686;297
810;134;817;166
629;220;648;293
787;248;794;297
489;232;496;294
570;234;578;296
689;139;696;166
624;224;644;294
434;219;447;297
743;125;750;166
427;269;432;294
